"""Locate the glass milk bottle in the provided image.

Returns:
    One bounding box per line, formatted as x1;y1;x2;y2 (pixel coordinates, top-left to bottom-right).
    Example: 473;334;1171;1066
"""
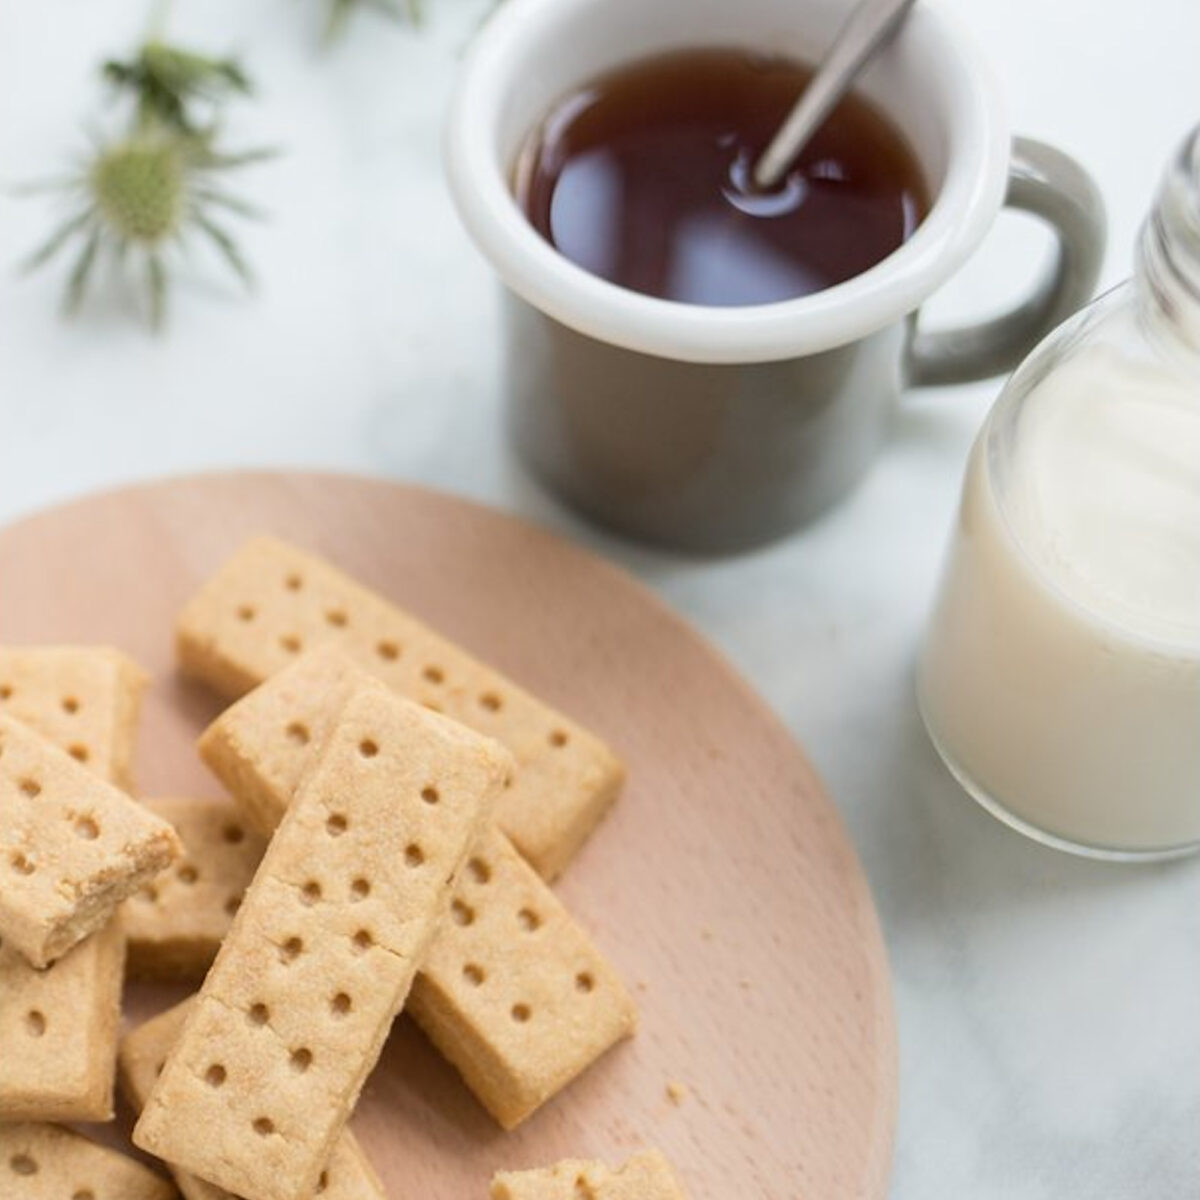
919;126;1200;860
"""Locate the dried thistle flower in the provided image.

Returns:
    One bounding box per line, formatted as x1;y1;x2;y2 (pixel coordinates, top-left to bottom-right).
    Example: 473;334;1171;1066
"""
324;0;423;43
21;38;272;330
103;40;251;135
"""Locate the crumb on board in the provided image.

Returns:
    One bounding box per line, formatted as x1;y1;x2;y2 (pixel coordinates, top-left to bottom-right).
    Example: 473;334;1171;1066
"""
666;1081;687;1106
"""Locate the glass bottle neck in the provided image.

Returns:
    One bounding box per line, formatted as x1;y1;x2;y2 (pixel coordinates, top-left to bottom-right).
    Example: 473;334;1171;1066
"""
1135;126;1200;356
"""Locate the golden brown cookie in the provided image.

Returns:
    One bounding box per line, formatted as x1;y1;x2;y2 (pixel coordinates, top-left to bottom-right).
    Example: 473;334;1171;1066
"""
120;998;386;1200
134;685;509;1200
122;797;267;981
0;647;147;1121
0;714;179;969
178;537;623;878
491;1151;688;1200
201;650;637;1127
0;1121;175;1200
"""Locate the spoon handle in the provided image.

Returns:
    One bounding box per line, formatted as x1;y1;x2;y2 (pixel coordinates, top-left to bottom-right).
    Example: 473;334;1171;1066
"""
752;0;919;190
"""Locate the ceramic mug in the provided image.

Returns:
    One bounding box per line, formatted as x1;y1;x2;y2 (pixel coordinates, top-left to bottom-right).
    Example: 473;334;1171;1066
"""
445;0;1106;553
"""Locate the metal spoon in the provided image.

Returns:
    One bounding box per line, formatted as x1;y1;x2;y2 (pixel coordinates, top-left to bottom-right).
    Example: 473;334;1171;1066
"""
752;0;919;191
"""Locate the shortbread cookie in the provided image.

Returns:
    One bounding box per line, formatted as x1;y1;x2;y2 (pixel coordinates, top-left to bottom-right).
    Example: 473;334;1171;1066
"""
134;686;509;1200
201;651;637;1126
0;1122;176;1200
0;645;147;793
409;824;636;1127
120;1000;386;1200
0;917;125;1121
0;714;181;968
177;536;624;878
491;1151;688;1200
0;650;145;1121
123;797;268;980
197;647;361;835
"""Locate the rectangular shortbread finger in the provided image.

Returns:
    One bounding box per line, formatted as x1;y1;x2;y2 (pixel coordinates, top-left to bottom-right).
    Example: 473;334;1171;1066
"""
176;536;624;879
122;797;268;980
409;823;637;1127
0;645;147;793
133;685;509;1200
120;999;386;1200
0;648;145;1121
200;649;637;1126
0;649;146;1120
0;1122;176;1200
0;917;126;1121
0;713;181;968
491;1151;689;1200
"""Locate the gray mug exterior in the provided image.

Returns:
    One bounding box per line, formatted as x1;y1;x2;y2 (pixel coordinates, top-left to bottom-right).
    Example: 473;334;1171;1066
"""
506;298;907;551
503;138;1106;554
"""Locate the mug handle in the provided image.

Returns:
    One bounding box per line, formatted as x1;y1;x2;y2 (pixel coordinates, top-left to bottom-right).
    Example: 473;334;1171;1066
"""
908;136;1106;387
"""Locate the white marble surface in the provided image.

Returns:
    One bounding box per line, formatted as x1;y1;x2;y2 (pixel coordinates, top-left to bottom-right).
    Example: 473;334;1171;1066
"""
1;1;1197;1195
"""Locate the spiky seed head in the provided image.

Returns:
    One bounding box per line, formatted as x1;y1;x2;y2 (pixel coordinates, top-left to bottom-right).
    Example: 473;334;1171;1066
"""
90;137;184;244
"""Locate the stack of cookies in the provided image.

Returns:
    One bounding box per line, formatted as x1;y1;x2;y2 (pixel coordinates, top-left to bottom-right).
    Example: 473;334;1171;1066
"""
0;538;688;1200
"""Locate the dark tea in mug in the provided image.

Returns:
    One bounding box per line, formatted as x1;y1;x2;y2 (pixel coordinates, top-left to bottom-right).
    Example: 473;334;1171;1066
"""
514;48;930;306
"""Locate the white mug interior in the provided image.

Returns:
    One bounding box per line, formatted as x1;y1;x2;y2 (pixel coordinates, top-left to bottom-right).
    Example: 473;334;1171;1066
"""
445;0;1011;364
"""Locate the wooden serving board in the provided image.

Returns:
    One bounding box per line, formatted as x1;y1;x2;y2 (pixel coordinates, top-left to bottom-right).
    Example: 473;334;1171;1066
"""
0;472;895;1199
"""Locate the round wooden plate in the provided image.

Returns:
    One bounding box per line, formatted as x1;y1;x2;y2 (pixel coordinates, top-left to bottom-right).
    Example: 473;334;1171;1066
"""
0;472;895;1199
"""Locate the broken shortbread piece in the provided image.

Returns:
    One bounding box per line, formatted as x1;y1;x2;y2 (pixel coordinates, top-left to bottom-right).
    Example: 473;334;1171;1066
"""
122;797;267;980
177;536;624;878
0;918;126;1121
200;649;637;1127
491;1151;688;1200
0;1121;175;1200
121;998;386;1200
134;685;509;1200
0;713;180;968
0;647;145;1121
0;645;147;792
